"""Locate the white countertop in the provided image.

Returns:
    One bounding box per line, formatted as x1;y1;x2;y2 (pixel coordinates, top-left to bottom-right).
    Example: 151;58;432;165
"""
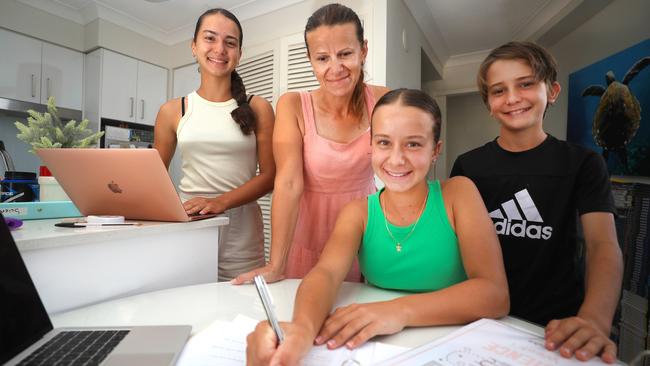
11;216;229;251
52;280;543;348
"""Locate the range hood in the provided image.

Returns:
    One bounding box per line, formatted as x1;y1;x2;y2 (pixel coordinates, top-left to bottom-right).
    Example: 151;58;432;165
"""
0;97;82;121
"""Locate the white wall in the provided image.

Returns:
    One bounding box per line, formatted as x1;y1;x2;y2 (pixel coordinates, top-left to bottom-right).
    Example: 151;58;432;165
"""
0;0;84;51
445;93;499;176
384;0;440;89
442;0;650;177
91;19;170;68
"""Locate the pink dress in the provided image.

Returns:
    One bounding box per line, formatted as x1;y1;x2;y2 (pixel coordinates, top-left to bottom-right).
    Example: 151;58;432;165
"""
285;86;377;282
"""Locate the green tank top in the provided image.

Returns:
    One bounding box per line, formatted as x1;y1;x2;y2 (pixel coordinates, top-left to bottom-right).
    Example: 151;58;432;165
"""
359;180;467;292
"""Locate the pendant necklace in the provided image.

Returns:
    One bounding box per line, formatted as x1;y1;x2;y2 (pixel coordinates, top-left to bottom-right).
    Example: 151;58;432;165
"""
380;187;429;253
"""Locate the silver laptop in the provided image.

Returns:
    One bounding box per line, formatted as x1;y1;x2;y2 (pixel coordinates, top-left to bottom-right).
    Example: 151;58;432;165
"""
0;213;191;365
35;148;215;222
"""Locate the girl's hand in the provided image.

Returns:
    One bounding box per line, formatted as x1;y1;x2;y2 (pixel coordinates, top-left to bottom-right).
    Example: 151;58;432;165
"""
183;197;227;215
231;264;285;285
315;301;407;350
246;321;314;366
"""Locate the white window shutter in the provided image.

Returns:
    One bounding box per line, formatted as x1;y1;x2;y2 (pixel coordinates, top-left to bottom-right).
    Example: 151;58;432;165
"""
238;49;275;262
286;42;319;92
238;50;275;103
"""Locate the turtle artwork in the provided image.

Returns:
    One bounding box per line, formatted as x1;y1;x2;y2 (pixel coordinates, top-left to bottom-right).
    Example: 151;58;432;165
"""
581;57;650;171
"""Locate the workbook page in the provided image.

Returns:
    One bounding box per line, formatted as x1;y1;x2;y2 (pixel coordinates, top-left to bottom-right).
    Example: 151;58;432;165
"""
176;314;407;366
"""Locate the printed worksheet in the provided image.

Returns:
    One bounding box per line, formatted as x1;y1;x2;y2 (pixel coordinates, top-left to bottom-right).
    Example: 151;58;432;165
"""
176;314;407;366
375;319;607;366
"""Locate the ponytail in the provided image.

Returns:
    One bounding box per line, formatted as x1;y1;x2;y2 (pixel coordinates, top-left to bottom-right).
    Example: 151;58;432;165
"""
351;70;365;119
230;70;256;135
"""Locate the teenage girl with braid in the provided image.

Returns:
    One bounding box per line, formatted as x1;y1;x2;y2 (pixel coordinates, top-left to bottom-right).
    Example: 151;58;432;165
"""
154;8;275;281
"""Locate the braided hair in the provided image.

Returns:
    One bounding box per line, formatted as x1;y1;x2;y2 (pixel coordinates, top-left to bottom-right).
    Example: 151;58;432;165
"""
194;8;256;135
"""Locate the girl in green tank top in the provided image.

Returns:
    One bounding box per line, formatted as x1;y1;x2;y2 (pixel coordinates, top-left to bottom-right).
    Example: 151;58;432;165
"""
246;89;509;366
359;179;467;292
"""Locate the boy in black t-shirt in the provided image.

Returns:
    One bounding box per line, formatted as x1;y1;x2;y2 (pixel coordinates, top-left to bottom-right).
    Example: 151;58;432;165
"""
451;41;622;363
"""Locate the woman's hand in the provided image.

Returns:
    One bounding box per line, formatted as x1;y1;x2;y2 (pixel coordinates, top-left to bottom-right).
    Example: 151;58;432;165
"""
315;301;407;350
183;197;227;215
231;264;285;285
246;321;314;366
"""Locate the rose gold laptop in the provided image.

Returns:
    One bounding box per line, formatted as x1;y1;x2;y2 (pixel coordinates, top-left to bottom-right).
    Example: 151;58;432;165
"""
35;148;216;222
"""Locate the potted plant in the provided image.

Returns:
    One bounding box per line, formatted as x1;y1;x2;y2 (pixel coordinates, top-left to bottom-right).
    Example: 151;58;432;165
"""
14;96;104;200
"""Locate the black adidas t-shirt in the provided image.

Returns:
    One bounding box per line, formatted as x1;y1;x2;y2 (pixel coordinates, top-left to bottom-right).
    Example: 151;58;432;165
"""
450;135;615;326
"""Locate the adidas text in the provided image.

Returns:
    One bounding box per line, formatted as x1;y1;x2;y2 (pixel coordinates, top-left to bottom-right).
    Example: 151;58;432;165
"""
493;219;553;240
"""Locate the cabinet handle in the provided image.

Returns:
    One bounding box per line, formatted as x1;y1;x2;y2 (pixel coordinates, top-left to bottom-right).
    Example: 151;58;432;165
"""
30;74;36;98
130;97;134;118
46;78;51;99
140;99;145;119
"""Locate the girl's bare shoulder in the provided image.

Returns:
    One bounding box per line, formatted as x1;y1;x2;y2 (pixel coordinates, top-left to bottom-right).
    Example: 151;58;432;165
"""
441;176;480;199
156;97;183;127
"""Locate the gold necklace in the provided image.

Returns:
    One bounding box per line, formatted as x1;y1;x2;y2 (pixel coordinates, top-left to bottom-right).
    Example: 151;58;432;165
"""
380;187;429;253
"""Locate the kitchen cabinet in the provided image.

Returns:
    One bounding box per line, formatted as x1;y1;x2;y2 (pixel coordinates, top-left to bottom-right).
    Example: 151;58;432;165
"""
41;43;84;110
98;49;167;125
0;28;83;110
136;60;168;124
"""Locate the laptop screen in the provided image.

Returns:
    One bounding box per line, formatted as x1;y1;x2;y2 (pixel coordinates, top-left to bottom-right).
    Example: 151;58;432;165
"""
0;213;53;364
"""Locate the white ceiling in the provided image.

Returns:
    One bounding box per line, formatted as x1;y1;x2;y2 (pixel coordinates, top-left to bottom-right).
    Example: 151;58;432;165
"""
19;0;611;68
17;0;306;45
404;0;612;68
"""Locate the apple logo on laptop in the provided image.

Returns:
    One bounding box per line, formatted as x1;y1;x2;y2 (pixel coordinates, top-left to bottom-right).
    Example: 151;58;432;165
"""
107;181;123;194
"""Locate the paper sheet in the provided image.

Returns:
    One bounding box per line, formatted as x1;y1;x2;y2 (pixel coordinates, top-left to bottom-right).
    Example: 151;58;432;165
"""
376;318;608;366
176;314;407;366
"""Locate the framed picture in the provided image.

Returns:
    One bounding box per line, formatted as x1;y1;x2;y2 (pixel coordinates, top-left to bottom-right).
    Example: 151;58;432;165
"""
567;38;650;176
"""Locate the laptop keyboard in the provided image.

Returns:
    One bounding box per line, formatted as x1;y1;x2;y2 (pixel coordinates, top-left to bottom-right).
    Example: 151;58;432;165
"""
18;330;130;366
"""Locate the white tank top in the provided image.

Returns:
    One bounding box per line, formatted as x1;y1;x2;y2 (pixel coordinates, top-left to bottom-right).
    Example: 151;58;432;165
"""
176;91;257;197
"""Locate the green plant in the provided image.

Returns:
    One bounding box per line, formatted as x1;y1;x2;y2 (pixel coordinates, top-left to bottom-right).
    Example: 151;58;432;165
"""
15;96;104;152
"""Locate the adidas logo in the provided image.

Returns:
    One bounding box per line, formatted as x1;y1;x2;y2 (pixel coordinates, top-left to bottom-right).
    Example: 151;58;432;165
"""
488;189;553;240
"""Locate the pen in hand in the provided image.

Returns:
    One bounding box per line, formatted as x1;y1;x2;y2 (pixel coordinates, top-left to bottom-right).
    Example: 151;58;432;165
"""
254;275;285;344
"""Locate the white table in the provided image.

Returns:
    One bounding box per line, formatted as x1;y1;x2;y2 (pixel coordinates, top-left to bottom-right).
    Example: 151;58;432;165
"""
12;217;229;315
51;279;543;349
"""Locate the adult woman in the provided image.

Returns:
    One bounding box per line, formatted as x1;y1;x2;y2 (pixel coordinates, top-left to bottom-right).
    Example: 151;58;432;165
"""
234;3;388;284
153;8;275;281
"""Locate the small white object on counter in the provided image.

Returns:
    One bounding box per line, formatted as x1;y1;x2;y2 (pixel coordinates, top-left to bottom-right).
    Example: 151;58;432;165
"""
86;215;125;224
38;176;70;201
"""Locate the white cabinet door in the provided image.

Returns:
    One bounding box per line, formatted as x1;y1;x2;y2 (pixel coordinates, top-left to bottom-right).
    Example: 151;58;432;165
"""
101;49;137;122
136;61;167;126
172;63;200;98
0;29;42;103
41;43;83;110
